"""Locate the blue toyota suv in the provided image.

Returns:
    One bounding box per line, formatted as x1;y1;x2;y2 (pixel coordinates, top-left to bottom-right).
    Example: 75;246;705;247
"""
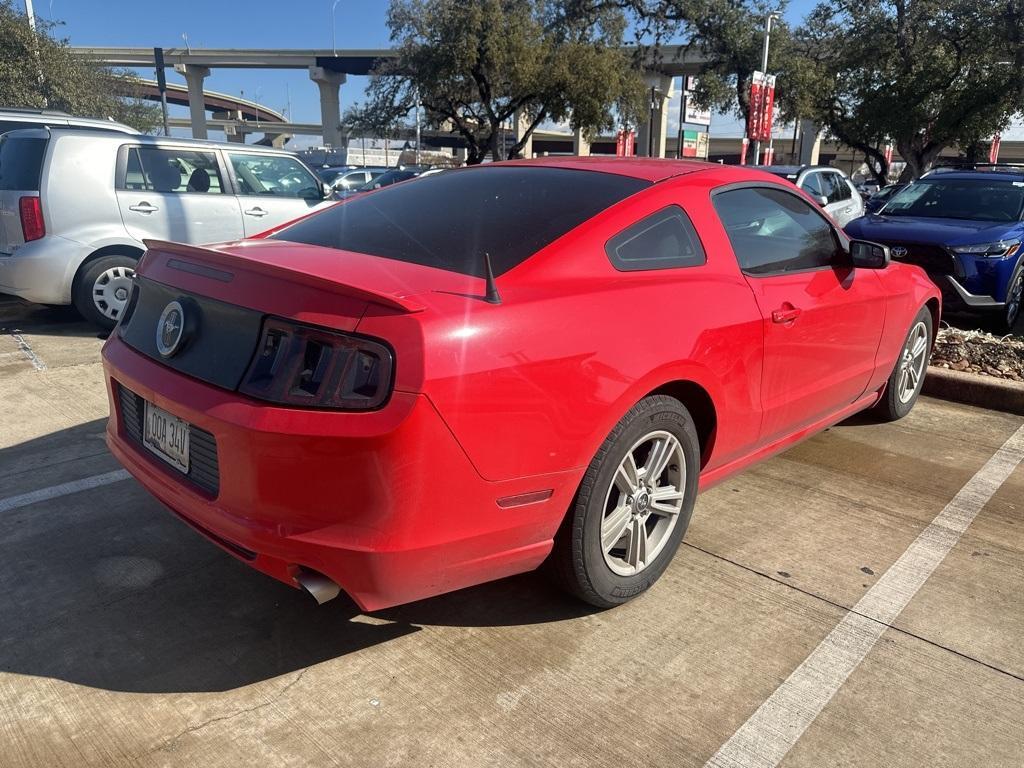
846;165;1024;331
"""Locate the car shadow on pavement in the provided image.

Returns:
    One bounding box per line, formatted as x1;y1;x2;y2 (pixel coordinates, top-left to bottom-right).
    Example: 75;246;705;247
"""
0;421;597;695
0;298;107;340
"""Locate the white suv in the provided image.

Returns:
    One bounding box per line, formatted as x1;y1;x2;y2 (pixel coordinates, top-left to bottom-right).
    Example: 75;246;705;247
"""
761;164;865;226
0;128;333;328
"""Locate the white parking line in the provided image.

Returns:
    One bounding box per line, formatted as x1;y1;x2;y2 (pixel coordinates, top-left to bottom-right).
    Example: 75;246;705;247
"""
0;470;131;514
705;423;1024;768
7;331;47;371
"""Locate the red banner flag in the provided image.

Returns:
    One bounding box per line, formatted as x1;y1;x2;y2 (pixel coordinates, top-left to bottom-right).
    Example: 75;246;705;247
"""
990;134;1002;164
747;72;777;143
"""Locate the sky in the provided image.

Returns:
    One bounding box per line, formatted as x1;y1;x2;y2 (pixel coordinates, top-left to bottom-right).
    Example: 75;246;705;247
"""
42;0;999;147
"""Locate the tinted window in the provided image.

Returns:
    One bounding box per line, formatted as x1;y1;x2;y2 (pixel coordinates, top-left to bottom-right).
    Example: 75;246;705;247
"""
606;206;706;271
229;153;320;199
883;179;1024;222
272;166;649;276
0;136;46;191
713;186;839;275
799;173;824;198
356;169;419;191
826;172;851;203
121;147;225;194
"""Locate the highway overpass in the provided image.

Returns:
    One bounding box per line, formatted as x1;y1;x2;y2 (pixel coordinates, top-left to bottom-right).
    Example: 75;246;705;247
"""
72;45;705;156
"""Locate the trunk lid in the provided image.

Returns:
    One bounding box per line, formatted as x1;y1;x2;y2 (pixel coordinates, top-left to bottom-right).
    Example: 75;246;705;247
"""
0;130;48;255
119;239;483;391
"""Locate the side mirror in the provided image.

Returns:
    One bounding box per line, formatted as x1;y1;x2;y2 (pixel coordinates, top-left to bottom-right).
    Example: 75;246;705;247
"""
849;239;890;269
815;195;829;207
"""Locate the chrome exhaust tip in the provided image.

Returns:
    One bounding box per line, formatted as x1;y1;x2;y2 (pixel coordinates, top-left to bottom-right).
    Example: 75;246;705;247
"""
296;568;341;605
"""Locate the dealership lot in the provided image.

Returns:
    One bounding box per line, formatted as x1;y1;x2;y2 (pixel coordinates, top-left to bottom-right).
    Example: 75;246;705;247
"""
1;298;1022;767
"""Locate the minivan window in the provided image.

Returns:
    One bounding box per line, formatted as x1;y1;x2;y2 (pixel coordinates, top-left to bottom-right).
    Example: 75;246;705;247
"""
122;147;225;194
229;153;321;199
271;166;650;277
0;135;46;191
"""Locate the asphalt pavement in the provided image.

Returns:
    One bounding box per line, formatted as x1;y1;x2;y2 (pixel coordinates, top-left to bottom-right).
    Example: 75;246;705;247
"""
1;297;1022;767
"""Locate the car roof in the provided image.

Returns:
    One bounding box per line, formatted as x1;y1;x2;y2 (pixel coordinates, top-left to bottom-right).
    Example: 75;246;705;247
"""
8;126;297;154
918;169;1024;182
491;156;729;183
0;108;139;133
760;164;838;176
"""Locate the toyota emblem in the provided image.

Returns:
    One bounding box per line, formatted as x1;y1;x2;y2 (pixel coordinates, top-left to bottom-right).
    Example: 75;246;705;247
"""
156;300;186;358
891;246;908;258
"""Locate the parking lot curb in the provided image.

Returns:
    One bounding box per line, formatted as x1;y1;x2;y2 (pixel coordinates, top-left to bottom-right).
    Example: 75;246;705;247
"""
924;366;1024;416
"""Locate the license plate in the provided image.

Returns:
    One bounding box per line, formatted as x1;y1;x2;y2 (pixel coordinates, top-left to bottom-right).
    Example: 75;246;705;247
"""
143;401;190;474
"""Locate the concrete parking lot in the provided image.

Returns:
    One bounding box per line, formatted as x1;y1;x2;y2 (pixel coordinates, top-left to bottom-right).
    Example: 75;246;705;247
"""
1;296;1022;767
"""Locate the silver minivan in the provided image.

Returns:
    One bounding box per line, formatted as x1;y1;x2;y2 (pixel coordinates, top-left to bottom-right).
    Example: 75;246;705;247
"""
0;128;333;328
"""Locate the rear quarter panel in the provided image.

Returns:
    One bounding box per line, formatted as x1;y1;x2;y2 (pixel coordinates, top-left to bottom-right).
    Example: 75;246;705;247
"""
358;172;766;482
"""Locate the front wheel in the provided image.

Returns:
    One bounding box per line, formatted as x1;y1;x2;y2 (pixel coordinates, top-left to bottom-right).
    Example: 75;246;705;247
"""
875;307;933;422
72;254;138;330
1003;263;1023;333
550;395;700;608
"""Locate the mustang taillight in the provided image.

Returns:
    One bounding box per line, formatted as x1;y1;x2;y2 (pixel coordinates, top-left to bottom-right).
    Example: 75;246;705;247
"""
239;318;394;410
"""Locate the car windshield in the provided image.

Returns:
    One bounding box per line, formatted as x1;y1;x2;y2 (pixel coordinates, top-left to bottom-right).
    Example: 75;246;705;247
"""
354;169;418;191
270;166;650;276
882;179;1024;222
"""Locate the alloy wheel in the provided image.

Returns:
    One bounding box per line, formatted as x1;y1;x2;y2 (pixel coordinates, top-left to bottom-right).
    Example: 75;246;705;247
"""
897;321;929;404
1008;272;1023;330
600;430;686;576
93;266;135;321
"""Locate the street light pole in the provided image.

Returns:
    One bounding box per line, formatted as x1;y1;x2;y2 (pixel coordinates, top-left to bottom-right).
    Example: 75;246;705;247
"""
752;12;778;167
331;0;342;57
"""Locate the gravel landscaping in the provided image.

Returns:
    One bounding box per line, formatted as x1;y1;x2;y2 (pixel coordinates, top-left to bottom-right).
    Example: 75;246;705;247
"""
930;326;1024;382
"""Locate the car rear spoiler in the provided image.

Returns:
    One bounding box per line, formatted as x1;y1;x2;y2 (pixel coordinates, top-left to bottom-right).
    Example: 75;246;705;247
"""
141;239;425;314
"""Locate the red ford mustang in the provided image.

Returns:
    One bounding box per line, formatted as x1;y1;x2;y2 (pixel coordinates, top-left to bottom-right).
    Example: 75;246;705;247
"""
102;158;940;610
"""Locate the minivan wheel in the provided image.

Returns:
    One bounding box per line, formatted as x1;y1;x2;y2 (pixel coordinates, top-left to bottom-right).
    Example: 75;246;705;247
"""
550;395;700;608
874;307;933;422
72;255;138;330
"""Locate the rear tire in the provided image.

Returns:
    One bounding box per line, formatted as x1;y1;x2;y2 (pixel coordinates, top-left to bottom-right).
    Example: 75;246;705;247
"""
72;254;138;330
874;307;933;422
550;395;700;608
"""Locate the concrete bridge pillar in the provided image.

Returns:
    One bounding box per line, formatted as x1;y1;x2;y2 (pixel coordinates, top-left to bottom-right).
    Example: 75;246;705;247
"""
309;66;346;148
798;119;822;165
174;64;211;140
637;74;674;158
573;127;590;156
513;109;534;159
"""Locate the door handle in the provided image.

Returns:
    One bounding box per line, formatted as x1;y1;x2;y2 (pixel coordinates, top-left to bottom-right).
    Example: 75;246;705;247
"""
244;207;268;217
771;305;802;324
128;202;158;214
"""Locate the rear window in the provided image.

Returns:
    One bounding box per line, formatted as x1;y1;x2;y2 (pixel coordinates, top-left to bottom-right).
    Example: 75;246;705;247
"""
0;136;46;191
271;166;650;276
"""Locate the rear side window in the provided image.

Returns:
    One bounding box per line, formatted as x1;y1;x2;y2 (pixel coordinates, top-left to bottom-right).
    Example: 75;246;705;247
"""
121;147;225;194
606;206;706;271
825;172;851;202
799;173;824;198
0;136;46;191
228;153;321;199
271;166;650;276
713;186;839;275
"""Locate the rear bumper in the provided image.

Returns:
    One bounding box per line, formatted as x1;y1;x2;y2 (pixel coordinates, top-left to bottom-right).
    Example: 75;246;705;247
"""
102;337;577;610
0;235;87;305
